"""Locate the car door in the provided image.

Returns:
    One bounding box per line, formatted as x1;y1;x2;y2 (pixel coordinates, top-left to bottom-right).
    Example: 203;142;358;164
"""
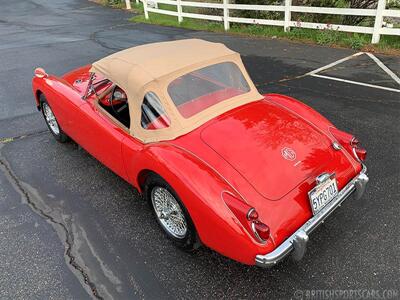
44;74;129;181
75;97;130;181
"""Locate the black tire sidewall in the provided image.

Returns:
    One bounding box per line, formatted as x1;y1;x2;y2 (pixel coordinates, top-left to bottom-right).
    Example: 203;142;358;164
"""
145;174;198;250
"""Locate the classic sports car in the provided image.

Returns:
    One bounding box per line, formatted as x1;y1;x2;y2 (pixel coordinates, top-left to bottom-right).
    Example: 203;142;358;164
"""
32;39;368;267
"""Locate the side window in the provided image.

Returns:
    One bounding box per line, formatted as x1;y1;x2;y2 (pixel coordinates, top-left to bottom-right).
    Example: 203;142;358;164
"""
141;92;170;130
98;84;130;129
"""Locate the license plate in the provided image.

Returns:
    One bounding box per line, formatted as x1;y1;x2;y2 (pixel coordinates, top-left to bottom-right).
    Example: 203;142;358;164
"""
308;177;338;215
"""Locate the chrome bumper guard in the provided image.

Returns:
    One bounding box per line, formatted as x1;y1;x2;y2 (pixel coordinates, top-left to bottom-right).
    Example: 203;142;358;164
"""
255;165;369;267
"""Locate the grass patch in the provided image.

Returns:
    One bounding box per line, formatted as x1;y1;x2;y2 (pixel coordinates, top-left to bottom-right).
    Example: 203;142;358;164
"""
96;0;128;9
128;2;399;54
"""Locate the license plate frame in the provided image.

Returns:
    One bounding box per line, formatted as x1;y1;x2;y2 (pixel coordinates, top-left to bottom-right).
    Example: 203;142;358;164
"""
308;176;338;215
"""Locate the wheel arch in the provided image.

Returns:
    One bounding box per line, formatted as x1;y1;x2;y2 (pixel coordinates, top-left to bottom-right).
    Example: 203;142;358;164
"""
35;89;43;110
137;168;155;194
128;145;267;264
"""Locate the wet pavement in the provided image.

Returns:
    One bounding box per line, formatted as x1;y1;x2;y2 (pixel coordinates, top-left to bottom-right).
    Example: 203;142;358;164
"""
0;0;399;299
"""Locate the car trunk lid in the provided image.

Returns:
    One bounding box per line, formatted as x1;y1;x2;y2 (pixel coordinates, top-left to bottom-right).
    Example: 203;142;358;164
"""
200;100;352;200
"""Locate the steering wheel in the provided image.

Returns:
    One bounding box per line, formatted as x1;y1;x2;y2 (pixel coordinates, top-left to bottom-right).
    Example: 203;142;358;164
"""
109;86;128;117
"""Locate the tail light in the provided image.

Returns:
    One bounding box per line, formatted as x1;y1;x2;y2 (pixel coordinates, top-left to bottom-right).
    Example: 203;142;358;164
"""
354;147;367;161
350;137;367;161
251;221;271;241
246;208;258;221
223;192;270;243
330;128;367;162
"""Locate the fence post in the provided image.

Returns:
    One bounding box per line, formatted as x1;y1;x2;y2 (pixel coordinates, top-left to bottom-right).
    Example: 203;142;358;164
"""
223;0;230;31
143;0;149;19
177;0;183;23
372;0;386;44
125;0;131;9
284;0;292;32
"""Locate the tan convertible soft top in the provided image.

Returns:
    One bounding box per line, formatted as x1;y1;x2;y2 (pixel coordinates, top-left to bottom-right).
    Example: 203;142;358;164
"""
90;39;262;143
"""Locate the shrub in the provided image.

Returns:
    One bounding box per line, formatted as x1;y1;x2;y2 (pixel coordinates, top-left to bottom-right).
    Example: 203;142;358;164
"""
315;26;341;45
107;0;124;4
231;0;283;20
197;0;223;16
388;0;400;9
233;0;381;26
346;33;367;49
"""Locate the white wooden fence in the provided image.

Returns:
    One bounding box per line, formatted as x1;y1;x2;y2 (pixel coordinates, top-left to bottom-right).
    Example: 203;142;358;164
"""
126;0;400;44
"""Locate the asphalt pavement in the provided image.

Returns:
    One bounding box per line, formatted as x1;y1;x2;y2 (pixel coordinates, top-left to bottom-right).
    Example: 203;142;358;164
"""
0;0;399;299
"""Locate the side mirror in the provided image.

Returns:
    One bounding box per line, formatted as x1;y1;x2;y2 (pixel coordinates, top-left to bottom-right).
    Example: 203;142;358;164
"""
34;67;48;78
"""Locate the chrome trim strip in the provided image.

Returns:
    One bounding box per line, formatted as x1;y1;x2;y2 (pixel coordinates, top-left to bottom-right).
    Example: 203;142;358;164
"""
352;147;362;162
255;165;368;267
250;221;267;244
246;207;257;220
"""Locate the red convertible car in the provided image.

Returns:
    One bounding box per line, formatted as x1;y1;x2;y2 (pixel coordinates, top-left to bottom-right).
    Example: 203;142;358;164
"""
32;39;368;267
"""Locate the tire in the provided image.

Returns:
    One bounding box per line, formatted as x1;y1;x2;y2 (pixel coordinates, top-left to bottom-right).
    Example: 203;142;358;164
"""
145;174;199;251
40;94;69;143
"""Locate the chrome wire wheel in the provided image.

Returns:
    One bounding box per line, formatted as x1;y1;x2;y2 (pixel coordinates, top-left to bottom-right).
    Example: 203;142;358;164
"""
42;102;60;135
151;187;188;239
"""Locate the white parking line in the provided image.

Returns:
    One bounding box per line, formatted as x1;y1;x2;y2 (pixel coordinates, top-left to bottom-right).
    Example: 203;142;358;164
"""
305;52;400;93
365;53;400;85
305;52;364;76
311;74;400;93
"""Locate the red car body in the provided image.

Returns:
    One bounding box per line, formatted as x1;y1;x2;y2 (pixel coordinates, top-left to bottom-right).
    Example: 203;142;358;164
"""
32;54;368;266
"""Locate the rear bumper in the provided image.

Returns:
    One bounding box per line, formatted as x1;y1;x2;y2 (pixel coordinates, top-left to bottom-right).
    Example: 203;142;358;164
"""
255;165;369;267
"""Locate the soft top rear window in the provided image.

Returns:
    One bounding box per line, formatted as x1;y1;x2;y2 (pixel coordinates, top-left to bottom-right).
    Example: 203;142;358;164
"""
167;62;250;119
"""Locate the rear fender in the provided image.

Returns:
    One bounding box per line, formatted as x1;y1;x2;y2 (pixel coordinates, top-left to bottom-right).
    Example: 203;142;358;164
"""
265;93;334;133
265;94;363;172
122;142;273;264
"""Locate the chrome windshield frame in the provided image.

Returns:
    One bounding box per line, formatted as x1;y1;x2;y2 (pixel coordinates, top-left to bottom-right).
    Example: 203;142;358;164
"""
82;72;95;100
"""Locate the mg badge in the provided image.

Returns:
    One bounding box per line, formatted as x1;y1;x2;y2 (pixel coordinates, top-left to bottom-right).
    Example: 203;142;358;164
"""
281;147;296;161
